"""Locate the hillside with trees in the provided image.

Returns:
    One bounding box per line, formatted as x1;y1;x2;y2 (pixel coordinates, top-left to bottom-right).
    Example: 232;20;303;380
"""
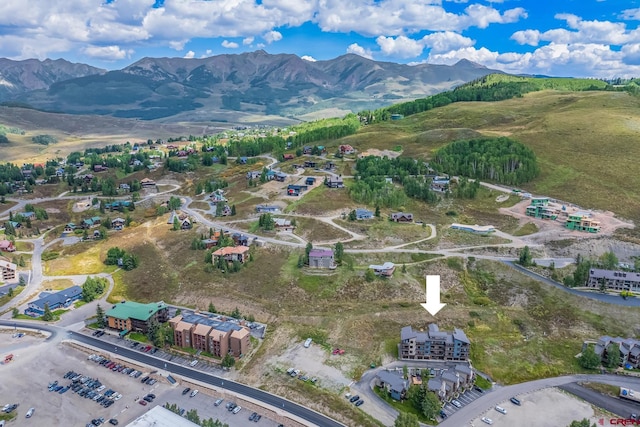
431;137;539;185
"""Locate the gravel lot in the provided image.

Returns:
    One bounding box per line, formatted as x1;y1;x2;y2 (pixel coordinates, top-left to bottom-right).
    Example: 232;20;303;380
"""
270;341;352;391
472;388;598;427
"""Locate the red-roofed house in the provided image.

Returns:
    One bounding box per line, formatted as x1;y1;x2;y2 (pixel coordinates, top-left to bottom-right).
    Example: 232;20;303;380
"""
339;144;355;155
0;240;16;252
212;246;250;264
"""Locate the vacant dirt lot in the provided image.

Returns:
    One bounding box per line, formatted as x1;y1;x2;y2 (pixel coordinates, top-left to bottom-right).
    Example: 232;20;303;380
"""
269;341;352;391
473;388;598;427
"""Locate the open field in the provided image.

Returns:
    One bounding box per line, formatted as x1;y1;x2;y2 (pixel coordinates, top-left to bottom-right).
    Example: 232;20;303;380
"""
345;90;640;223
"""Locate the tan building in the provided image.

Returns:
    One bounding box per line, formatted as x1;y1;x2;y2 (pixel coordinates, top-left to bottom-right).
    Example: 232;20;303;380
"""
230;328;250;357
0;259;17;282
170;313;250;358
106;301;169;334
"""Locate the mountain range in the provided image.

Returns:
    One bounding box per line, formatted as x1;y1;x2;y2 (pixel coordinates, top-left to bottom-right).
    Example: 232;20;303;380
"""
0;51;502;122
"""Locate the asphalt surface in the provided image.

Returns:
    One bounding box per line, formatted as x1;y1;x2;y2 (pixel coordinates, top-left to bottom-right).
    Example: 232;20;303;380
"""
507;261;640;307
558;382;640;419
69;331;345;427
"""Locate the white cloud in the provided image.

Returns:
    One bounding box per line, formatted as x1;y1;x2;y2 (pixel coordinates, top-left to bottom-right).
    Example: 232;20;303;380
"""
346;43;373;60
221;40;239;49
511;29;540;46
422;31;475;53
376;35;424;58
263;30;282;44
169;40;188;51
82;45;133;61
428;42;640;78
183;50;195;59
621;8;640;20
464;4;526;29
242;36;254;45
301;55;317;62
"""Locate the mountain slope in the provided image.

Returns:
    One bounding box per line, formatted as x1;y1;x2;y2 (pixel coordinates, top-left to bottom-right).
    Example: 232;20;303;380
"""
8;51;502;121
0;58;105;100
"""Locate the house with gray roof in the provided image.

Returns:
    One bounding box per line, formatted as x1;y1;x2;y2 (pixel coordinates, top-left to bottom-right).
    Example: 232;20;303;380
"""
375;371;409;401
400;324;470;361
591;335;640;368
25;286;83;317
426;363;475;401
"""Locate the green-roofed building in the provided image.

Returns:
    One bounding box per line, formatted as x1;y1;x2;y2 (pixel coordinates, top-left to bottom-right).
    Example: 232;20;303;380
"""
106;300;169;333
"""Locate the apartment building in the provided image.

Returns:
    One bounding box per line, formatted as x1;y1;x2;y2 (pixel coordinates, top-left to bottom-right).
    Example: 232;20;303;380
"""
169;313;250;357
587;268;640;292
106;300;169;334
400;324;470;361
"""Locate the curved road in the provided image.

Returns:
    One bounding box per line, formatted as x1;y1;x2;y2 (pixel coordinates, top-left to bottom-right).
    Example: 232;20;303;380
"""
0;320;344;427
440;373;640;427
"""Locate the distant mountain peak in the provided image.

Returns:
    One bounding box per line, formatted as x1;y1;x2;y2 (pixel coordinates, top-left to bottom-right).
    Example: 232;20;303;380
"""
454;59;486;69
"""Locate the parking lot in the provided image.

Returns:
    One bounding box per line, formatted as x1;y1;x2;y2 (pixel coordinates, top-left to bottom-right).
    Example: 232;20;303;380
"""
93;328;232;378
440;386;488;419
0;329;302;427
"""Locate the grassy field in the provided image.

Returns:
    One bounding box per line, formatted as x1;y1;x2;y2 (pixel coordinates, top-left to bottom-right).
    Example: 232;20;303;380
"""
345;90;640;222
42;279;75;291
292;217;352;243
44;240;117;276
284;185;354;215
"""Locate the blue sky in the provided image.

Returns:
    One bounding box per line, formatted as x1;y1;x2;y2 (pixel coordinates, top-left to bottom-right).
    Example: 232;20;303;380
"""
1;0;640;77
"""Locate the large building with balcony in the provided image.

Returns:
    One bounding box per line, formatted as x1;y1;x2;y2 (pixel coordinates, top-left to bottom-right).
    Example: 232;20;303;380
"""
106;300;169;334
400;324;470;361
169;313;250;358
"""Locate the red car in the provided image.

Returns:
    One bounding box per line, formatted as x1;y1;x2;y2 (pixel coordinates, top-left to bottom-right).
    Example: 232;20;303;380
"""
138;400;147;406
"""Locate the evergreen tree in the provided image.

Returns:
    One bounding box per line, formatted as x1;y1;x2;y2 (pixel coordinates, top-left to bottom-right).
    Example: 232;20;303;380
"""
604;343;621;368
96;304;106;328
42;303;53;321
12;307;19;318
335;242;344;263
208;302;216;313
394;413;419;427
7;287;13;297
231;205;236;216
375;205;380;217
222;353;236;368
173;216;180;231
518;246;533;266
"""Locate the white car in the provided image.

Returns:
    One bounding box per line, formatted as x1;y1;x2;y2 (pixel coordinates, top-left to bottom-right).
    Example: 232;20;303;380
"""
451;400;462;408
190;389;199;398
304;338;312;348
113;394;122;401
495;405;507;414
482;417;493;425
189;360;198;367
232;406;242;414
96;385;106;392
26;407;35;418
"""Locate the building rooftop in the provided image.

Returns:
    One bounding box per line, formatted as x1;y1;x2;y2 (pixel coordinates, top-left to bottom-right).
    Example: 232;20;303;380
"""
106;301;167;321
589;268;640;282
29;286;82;310
180;313;244;334
125;405;198;427
369;262;395;270
309;249;333;257
212;246;250;256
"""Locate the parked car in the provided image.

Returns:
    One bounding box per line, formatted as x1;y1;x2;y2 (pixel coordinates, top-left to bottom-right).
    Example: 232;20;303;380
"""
510;397;521;406
355;400;364;407
249;412;257;421
349;395;360;403
189;360;198;367
474;386;485;393
451;400;462;408
190;389;199;398
138;400;147;406
495;406;507;414
233;406;242;414
182;387;191;395
108;419;119;426
214;398;224;406
481;417;493;425
25;407;35;418
439;410;448;419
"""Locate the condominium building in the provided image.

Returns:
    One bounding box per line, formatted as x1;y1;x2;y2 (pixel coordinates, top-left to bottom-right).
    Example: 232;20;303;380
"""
106;301;169;334
169;313;250;357
400;324;470;361
587;268;640;292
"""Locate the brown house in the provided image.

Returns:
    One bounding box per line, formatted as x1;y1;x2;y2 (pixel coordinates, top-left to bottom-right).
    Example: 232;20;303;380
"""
390;212;414;222
212;246;250;263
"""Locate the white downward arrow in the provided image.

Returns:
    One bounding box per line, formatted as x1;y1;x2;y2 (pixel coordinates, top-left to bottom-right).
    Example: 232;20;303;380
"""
420;275;446;316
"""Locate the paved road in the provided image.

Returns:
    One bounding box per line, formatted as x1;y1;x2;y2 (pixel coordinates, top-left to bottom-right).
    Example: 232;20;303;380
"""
0;320;345;427
558;382;639;419
507;261;640;307
439;374;640;427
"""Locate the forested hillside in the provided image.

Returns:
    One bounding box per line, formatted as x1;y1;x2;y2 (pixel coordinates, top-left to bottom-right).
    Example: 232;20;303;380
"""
432;137;539;185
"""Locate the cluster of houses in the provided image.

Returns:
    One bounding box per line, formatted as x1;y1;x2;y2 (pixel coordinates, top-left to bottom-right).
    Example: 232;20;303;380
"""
523;197;600;233
202;231;250;249
209;190;232;217
246;169;287;182
171;312;250;358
